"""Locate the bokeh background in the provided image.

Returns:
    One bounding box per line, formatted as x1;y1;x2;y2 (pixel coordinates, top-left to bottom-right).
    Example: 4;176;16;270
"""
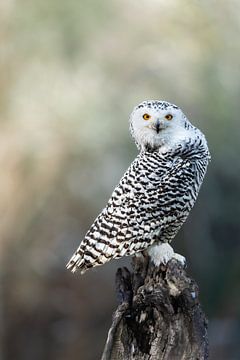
1;0;240;359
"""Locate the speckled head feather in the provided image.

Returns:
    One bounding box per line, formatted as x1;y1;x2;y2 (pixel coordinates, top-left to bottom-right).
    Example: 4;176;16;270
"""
134;100;179;111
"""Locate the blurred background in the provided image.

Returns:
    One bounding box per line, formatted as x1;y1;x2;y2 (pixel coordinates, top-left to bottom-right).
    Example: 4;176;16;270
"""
1;0;240;359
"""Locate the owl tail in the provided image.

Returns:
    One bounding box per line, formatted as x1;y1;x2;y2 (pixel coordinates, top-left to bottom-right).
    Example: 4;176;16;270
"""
66;252;87;274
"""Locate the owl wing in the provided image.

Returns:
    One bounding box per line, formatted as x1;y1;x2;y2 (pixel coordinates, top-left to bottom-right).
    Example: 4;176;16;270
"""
66;152;205;274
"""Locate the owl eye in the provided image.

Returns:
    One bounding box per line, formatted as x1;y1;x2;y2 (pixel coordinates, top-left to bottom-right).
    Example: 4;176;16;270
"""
143;113;151;120
165;114;173;120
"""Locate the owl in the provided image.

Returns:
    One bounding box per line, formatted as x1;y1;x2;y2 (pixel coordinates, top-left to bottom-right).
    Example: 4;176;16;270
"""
67;100;210;274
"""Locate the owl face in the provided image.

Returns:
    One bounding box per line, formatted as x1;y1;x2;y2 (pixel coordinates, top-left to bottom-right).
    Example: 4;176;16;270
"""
130;100;189;151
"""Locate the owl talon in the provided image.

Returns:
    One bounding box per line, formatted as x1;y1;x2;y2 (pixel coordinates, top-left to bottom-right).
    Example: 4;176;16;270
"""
172;253;186;267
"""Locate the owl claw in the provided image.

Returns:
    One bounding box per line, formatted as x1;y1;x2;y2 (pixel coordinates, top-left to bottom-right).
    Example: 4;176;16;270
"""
172;253;186;267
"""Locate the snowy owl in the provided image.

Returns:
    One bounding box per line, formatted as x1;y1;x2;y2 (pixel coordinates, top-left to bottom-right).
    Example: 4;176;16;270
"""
67;100;210;274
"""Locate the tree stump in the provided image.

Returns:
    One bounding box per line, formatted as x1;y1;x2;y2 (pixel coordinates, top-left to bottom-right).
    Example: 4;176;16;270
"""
101;253;208;360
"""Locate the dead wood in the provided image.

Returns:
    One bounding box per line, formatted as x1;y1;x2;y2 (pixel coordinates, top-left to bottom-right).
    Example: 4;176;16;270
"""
101;254;208;360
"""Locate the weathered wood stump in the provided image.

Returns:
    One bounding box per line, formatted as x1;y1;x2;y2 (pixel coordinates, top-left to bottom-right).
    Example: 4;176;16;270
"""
102;253;208;360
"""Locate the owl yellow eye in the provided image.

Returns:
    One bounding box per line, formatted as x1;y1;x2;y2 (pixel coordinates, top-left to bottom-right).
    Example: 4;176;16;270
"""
143;113;151;120
165;114;173;121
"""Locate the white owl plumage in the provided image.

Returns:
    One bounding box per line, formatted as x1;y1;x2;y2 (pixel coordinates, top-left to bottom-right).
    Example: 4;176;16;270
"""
67;100;210;274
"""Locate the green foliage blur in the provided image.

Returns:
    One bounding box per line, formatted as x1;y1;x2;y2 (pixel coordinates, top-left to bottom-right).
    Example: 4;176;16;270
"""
1;1;240;359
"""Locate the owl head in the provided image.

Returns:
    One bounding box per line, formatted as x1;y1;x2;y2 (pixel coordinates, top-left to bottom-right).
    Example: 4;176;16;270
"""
129;100;192;151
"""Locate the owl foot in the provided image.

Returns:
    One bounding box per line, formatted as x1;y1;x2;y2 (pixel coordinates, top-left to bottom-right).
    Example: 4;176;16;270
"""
172;252;186;266
148;243;186;267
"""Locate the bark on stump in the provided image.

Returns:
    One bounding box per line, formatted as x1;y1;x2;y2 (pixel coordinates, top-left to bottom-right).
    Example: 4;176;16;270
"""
101;254;208;360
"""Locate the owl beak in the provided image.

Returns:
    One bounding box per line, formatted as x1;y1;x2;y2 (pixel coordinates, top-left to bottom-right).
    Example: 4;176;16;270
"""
148;119;163;133
154;120;161;134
